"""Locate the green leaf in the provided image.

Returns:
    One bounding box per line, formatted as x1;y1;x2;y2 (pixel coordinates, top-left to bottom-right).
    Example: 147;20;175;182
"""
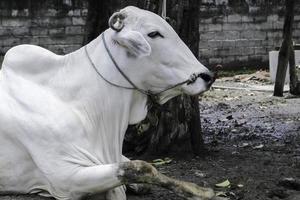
216;191;227;197
215;179;231;188
151;158;173;166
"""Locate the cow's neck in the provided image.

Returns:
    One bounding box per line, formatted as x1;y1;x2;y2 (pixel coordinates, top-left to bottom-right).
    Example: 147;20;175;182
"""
61;32;148;163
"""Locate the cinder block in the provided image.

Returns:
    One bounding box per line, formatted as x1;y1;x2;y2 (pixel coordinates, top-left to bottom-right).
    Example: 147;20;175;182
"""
72;17;86;25
209;57;222;64
65;26;84;35
22;36;40;45
49;28;65;35
221;31;240;40
0;28;9;36
272;21;284;30
68;9;81;17
267;15;279;22
253;16;267;22
222;23;244;31
259;22;273;30
212;16;227;24
199;41;209;48
2;38;21;46
12;27;29;35
199;49;212;58
254;47;266;55
31;18;51;27
200;32;215;40
30;27;48;36
2;18;31;27
208;24;222;31
267;31;282;39
208;40;223;48
240;31;266;40
248;39;263;47
35;37;53;45
242;47;255;55
235;39;250;47
222;40;236;47
294;15;300;21
199;24;208;32
242;16;253;22
200;18;213;23
51;18;73;26
236;55;249;62
64;35;84;44
215;48;231;56
222;56;235;64
293;30;300;38
295;22;300;29
227;14;242;23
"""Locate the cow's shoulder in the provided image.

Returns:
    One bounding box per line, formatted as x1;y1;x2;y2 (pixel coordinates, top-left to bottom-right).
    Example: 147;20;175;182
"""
2;44;65;83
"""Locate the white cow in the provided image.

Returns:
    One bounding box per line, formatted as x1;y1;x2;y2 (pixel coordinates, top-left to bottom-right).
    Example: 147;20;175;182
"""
0;6;215;200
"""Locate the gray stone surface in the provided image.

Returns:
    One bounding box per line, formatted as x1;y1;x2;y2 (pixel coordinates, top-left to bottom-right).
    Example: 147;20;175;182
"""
198;0;300;68
0;0;87;66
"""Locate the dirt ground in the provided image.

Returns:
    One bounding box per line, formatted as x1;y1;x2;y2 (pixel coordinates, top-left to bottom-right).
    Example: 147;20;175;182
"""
1;73;300;200
128;76;300;200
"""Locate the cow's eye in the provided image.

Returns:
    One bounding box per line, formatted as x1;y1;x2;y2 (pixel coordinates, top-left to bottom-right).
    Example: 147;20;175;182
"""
148;31;164;39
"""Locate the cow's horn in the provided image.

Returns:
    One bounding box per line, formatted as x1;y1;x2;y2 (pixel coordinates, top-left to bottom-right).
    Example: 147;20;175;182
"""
109;12;125;32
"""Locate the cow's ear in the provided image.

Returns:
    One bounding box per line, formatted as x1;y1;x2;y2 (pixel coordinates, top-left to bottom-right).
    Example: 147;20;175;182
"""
113;31;152;58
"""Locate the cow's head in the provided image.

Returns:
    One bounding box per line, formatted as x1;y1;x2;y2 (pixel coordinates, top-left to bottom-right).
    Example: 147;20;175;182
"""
106;6;214;104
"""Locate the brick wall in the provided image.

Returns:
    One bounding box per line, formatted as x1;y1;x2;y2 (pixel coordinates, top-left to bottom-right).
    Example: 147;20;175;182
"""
1;0;300;69
198;0;300;68
0;0;88;64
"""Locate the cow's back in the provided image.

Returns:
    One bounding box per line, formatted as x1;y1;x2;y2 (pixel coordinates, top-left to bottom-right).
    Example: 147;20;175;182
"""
1;44;65;85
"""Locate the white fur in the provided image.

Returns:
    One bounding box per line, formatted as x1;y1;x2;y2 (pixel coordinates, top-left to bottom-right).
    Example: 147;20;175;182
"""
0;6;211;200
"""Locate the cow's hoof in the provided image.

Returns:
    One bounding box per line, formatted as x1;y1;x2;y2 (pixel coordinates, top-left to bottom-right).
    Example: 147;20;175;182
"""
121;160;158;184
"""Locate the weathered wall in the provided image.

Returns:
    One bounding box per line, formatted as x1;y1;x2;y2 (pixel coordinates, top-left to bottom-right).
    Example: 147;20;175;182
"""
198;0;300;68
1;0;300;69
0;0;88;63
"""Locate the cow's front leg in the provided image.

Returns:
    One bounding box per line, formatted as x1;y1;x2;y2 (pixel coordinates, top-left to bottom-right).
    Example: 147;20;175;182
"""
71;160;217;200
118;160;217;200
121;155;151;195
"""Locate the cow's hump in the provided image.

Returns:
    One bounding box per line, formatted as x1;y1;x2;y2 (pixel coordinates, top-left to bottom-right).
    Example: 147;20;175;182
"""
1;44;65;85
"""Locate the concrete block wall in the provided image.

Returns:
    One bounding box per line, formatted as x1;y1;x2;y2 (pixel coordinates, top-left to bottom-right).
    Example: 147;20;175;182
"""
1;0;300;69
198;0;300;69
0;0;88;64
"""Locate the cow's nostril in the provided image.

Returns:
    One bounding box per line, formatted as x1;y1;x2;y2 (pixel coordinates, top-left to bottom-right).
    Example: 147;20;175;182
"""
199;73;212;83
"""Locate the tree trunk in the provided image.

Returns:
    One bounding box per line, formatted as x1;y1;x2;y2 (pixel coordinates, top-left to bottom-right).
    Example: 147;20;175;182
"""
84;0;205;156
289;44;300;94
274;0;295;96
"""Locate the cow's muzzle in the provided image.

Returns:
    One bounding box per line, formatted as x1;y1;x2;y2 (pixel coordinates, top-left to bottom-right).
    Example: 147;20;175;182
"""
187;72;215;87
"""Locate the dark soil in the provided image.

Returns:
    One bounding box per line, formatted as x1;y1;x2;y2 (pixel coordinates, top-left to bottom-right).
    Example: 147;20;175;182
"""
128;81;300;200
